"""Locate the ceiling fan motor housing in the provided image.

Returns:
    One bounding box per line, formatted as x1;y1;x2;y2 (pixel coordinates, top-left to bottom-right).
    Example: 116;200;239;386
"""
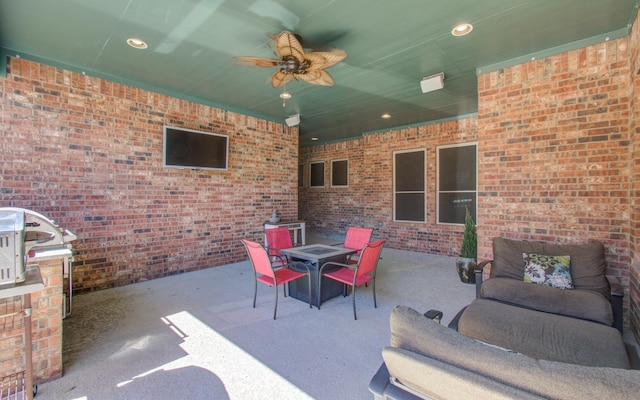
282;56;309;74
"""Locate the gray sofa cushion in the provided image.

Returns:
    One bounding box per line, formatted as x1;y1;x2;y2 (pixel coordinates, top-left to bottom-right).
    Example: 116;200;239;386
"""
481;277;614;325
457;299;629;368
389;305;640;400
383;347;543;400
491;237;610;299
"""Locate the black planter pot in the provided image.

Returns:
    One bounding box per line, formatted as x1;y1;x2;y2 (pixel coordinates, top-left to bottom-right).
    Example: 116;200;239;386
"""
456;256;477;284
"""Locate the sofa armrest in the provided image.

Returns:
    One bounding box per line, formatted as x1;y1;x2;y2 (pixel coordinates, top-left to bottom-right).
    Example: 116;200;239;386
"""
423;309;443;323
607;275;624;333
369;362;424;400
447;306;467;330
607;275;624;297
474;260;493;299
369;362;391;399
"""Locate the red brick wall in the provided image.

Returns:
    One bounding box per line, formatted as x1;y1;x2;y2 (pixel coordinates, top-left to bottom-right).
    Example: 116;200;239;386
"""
0;56;299;292
0;258;64;384
629;9;640;342
477;38;632;324
300;119;478;255
31;258;65;382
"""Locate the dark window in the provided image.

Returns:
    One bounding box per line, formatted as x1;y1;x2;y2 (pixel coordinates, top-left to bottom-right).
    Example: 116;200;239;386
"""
394;149;426;222
437;143;477;224
331;159;348;187
310;161;325;188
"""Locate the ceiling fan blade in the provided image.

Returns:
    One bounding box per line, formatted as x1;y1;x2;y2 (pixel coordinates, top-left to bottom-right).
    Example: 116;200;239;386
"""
304;53;330;70
275;31;305;63
296;70;335;86
271;70;295;88
267;32;280;55
233;56;282;68
304;49;346;71
319;49;347;68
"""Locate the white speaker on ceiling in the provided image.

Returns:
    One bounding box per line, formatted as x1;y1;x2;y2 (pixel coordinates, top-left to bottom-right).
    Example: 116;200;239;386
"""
420;72;445;93
285;114;300;127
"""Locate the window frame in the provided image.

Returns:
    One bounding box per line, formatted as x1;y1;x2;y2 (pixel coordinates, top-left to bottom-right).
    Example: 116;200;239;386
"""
310;161;325;188
331;158;349;188
298;163;304;187
436;142;478;225
393;148;426;223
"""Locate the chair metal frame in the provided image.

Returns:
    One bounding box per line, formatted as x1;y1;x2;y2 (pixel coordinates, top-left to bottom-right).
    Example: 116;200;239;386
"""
318;239;386;319
241;239;311;319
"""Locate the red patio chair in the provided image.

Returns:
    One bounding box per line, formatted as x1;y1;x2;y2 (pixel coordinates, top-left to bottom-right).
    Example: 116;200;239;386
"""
265;226;294;266
344;227;373;264
241;239;311;319
318;239;386;320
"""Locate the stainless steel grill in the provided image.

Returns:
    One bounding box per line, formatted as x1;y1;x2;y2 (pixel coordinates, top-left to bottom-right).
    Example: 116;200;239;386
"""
0;210;26;285
0;207;76;312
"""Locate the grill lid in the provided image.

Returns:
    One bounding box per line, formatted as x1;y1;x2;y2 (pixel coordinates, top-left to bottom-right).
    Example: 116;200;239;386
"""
0;207;76;248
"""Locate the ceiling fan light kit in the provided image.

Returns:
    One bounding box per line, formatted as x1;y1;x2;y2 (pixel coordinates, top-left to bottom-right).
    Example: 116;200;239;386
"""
420;72;445;93
280;88;292;107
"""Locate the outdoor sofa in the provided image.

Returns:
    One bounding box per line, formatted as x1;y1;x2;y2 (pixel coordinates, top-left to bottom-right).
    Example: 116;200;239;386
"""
369;238;640;399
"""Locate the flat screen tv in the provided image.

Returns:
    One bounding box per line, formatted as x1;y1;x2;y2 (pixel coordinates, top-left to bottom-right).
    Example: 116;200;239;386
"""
163;126;228;171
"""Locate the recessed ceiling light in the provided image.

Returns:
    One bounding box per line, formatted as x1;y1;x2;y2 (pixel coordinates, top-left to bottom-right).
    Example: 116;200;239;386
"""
127;38;148;49
452;23;473;36
311;137;319;141
381;113;391;119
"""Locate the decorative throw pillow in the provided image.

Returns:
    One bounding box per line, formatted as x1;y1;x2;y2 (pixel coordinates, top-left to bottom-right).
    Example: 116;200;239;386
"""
523;253;573;289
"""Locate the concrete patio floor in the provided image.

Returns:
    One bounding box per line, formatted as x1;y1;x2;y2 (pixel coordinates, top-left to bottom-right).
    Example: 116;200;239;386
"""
36;236;477;399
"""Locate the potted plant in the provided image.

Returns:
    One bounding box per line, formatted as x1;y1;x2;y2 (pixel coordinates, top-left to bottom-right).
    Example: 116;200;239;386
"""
456;207;477;283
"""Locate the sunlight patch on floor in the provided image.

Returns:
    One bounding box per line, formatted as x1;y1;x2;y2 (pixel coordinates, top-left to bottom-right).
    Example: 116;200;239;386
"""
116;310;313;399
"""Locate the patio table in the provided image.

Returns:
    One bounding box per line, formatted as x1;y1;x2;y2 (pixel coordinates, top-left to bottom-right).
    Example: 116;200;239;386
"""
279;244;356;307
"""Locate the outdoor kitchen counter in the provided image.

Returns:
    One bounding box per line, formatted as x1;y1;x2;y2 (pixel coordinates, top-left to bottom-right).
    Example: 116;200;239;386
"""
28;244;74;383
0;207;76;386
0;257;67;384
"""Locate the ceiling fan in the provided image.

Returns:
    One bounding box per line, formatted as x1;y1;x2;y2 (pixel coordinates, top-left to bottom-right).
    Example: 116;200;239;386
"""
233;31;347;88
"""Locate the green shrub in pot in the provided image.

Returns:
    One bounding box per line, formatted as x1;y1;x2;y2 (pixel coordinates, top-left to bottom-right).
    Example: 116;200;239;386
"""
456;207;477;283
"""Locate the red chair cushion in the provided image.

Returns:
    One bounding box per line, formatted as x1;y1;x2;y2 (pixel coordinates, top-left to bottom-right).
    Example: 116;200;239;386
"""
257;267;306;287
324;268;374;286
